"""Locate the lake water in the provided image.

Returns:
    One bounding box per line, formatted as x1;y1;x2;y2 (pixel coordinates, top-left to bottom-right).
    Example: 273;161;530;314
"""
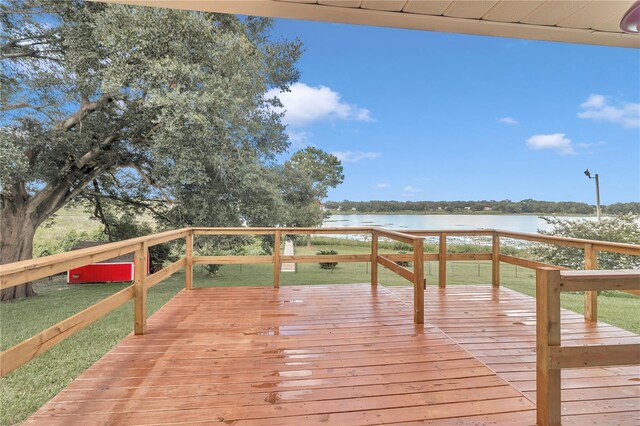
323;214;596;234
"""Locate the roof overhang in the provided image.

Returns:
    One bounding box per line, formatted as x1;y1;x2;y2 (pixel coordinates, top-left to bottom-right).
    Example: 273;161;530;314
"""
94;0;640;48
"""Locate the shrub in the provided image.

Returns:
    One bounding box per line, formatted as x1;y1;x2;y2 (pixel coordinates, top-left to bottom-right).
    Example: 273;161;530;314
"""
317;249;338;269
531;214;640;270
395;251;411;267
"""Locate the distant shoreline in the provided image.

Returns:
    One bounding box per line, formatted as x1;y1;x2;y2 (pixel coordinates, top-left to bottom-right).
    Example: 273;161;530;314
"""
325;211;597;217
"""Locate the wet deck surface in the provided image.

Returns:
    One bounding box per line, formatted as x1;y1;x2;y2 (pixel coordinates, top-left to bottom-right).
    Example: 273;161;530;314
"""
27;284;638;425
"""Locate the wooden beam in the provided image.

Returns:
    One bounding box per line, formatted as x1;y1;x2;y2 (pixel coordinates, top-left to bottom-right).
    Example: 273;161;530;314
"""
499;254;567;271
584;243;598;322
492;233;500;287
445;253;492;261
192;255;274;265
404;229;494;237
413;238;425;324
439;233;447;288
192;227;275;235
373;228;419;245
146;258;185;290
274;230;281;289
497;230;640;254
536;267;561;426
559;273;640;292
371;231;378;287
280;254;371;263
549;344;640;369
0;285;135;377
378;253;441;261
0;228;190;290
377;255;414;282
185;232;193;291
134;243;147;335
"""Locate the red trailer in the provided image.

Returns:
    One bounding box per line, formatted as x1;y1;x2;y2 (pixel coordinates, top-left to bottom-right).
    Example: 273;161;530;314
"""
67;241;148;284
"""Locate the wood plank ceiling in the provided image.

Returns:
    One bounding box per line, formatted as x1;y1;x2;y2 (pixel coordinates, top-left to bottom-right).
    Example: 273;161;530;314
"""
96;0;640;48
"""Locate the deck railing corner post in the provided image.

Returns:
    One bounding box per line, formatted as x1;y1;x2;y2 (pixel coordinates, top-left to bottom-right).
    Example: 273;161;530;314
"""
536;267;561;426
371;230;378;287
134;241;148;335
413;238;425;324
438;232;447;288
274;229;281;289
185;230;194;291
492;232;500;287
584;243;598;322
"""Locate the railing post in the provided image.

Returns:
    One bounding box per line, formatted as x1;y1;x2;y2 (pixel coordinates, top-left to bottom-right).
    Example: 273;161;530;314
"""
536;267;561;426
371;230;378;287
134;242;148;335
439;232;447;288
492;232;500;287
185;231;193;290
413;238;424;324
584;243;597;322
274;230;281;288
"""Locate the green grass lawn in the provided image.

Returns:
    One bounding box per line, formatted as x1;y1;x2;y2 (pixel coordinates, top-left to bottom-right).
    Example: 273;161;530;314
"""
1;243;638;425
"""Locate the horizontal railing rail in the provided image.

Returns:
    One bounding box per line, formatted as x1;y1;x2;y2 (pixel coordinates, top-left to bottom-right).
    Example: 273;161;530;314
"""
1;226;638;377
536;268;640;426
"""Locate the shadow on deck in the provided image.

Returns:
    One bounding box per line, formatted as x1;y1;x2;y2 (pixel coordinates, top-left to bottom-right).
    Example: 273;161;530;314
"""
27;284;639;425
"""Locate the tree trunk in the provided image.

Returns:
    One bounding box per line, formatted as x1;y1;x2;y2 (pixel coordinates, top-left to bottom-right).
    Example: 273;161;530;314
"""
1;201;38;301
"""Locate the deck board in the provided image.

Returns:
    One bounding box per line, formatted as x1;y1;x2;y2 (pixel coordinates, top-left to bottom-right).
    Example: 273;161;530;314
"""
389;285;640;424
26;284;639;425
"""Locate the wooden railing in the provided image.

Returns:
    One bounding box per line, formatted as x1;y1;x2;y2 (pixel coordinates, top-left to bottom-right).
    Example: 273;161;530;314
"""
372;228;425;323
0;226;638;377
536;268;640;426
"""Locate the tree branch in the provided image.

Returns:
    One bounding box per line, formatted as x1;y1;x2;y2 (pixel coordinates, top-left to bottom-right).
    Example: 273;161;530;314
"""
1;102;39;112
129;163;174;205
54;95;113;131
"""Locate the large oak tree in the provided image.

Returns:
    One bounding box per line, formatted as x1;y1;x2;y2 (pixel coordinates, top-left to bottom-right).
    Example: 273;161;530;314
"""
1;1;343;300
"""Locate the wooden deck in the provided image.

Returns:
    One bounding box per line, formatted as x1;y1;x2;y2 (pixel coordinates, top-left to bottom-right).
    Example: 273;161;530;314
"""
26;284;639;425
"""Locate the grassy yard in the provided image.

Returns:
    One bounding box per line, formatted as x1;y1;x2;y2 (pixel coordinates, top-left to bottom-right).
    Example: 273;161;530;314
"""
1;242;638;425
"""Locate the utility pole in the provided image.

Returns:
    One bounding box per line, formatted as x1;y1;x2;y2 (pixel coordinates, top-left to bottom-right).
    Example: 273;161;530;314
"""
584;169;601;220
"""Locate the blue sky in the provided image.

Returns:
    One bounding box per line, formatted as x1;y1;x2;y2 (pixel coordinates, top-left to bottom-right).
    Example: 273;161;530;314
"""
268;19;640;204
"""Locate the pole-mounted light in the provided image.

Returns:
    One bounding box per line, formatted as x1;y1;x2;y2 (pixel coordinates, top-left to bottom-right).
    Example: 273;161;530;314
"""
584;169;601;220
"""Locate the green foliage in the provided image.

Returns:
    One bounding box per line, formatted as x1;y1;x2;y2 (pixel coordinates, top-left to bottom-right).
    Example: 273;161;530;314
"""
280;148;344;227
317;249;338;269
0;2;340;269
606;202;640;215
33;228;105;258
531;215;640;270
395;251;411;267
324;199;633;215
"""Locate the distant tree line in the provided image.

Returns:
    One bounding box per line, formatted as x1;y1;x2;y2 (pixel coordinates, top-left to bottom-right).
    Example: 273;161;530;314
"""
325;199;640;215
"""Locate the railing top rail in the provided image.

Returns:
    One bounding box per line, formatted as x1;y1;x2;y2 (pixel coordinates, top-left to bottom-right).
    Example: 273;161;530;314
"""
495;229;640;254
561;269;640;280
192;227;373;234
0;228;191;278
372;227;423;244
403;229;495;236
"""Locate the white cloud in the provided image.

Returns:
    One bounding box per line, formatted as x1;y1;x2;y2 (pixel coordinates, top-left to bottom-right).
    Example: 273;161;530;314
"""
402;186;422;193
287;131;313;149
526;133;575;155
581;94;606;109
266;82;372;127
375;183;390;188
578;94;640;128
576;141;607;149
331;151;381;163
499;117;519;125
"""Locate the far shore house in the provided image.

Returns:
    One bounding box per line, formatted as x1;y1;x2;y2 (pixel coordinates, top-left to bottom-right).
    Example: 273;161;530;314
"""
67;241;149;284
